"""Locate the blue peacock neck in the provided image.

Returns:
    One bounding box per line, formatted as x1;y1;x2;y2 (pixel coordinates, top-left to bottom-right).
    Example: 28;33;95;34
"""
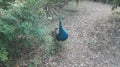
59;19;63;32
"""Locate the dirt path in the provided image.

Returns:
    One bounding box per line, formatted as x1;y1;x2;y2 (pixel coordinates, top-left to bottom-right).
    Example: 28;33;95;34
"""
48;1;120;67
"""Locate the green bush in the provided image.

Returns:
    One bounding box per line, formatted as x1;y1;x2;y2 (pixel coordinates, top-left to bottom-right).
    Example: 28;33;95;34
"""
0;41;8;62
113;0;120;6
91;0;120;5
0;0;67;66
90;0;120;10
112;0;120;10
0;0;15;9
0;0;47;63
91;0;114;3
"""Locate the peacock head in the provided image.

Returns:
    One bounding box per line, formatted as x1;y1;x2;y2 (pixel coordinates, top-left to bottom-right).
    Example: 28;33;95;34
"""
58;17;63;22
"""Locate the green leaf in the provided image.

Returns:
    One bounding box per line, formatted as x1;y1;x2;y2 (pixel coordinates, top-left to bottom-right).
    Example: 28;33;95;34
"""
0;41;8;62
0;24;15;34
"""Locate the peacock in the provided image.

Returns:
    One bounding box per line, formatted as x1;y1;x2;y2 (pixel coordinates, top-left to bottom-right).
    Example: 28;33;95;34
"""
54;17;68;41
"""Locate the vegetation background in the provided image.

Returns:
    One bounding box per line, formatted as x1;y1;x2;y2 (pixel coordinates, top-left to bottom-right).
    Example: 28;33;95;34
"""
0;0;120;67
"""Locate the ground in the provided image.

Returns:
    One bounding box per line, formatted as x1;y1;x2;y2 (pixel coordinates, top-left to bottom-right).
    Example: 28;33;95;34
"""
46;1;120;67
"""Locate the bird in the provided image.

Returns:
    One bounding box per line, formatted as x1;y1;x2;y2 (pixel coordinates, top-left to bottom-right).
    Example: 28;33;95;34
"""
55;17;68;41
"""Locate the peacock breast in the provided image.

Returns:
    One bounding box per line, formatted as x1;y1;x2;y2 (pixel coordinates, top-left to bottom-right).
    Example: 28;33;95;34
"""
56;29;68;41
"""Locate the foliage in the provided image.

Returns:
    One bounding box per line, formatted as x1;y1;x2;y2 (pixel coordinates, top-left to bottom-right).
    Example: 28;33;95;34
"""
91;0;120;5
0;41;8;62
0;0;69;66
91;0;113;3
0;0;63;66
91;0;120;10
44;0;71;17
0;0;47;63
0;0;15;9
112;0;120;10
113;0;120;5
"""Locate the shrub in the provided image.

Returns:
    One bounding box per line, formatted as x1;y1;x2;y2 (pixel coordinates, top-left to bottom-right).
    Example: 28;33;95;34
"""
0;0;47;63
112;0;120;10
0;0;15;9
114;0;120;5
0;0;66;66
